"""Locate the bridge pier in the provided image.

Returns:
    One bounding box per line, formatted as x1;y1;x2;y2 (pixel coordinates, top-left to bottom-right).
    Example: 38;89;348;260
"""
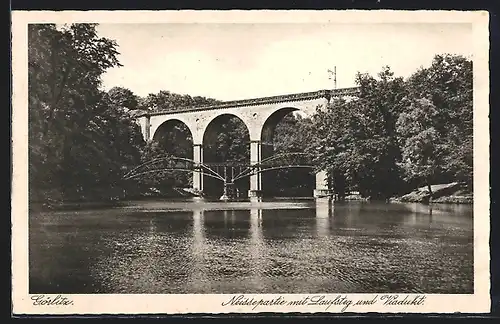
138;115;151;142
248;139;263;202
314;170;333;201
193;143;204;194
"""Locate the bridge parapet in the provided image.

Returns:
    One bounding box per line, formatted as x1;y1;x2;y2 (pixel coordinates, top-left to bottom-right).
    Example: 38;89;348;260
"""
136;87;359;117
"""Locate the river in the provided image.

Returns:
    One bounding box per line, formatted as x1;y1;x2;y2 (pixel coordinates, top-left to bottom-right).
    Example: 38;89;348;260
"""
29;199;473;294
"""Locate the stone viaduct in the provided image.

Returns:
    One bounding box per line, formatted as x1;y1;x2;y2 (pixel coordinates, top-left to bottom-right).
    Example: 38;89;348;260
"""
135;87;359;200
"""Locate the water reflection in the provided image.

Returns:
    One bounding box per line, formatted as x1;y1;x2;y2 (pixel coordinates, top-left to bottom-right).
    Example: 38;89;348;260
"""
248;209;264;291
261;208;316;240
315;200;332;238
315;200;332;218
188;209;210;292
204;209;251;240
29;200;474;294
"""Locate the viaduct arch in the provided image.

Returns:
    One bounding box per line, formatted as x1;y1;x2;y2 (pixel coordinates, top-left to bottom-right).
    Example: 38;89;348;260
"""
135;87;359;200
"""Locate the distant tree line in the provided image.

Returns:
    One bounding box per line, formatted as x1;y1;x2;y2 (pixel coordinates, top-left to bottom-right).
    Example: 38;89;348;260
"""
28;23;472;205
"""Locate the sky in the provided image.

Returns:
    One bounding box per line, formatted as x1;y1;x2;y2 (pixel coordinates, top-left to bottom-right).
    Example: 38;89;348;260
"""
96;23;473;101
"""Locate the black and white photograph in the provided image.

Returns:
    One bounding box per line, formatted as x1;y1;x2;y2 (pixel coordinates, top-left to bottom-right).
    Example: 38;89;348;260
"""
11;10;490;314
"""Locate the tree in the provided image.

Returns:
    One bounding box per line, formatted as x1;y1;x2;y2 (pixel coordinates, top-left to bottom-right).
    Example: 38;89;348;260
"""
406;54;473;188
307;98;359;200
270;113;315;197
108;86;140;111
140;91;220;111
396;98;441;198
307;67;408;200
350;67;408;199
29;23;145;203
135;141;192;195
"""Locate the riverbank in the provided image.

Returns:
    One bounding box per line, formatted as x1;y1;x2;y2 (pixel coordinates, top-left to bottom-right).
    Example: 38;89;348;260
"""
29;186;196;212
29;199;127;212
389;182;472;204
29;182;472;212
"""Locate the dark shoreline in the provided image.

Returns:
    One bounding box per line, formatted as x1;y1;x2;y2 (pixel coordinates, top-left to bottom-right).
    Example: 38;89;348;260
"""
30;194;473;213
29;200;126;212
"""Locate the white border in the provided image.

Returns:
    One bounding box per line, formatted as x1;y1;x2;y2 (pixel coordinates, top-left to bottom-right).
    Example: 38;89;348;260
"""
11;10;491;314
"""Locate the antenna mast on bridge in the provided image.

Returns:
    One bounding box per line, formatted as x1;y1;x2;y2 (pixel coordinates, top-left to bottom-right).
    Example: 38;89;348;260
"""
327;66;337;89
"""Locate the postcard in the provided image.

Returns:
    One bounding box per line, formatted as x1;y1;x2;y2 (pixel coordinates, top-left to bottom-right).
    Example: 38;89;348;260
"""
11;10;490;315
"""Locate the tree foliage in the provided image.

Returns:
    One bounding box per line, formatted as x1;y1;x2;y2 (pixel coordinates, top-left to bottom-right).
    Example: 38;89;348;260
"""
135;141;192;195
140;90;220;111
405;54;473;188
306;55;473;200
29;24;144;203
108;86;140;111
307;67;408;200
396;98;441;197
267;113;315;196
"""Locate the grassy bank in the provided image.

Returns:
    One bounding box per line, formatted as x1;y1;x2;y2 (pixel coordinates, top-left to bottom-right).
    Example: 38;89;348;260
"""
390;182;472;204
